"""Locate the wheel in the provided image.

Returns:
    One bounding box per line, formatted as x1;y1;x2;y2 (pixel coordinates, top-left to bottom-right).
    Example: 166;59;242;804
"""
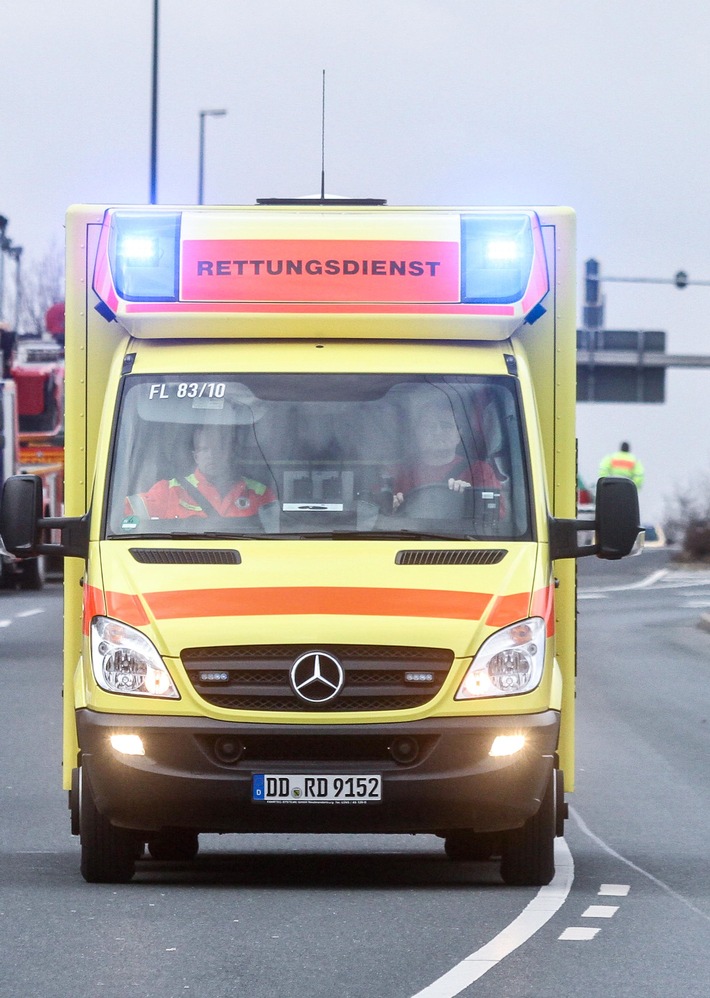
79;768;137;883
18;555;45;591
396;484;465;518
500;771;556;886
444;830;500;862
147;829;200;862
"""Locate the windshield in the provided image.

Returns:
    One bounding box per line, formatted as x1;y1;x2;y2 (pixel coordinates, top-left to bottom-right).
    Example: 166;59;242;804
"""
106;373;532;541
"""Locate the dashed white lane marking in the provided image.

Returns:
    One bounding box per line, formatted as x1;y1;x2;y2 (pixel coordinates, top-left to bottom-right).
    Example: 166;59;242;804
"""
599;884;630;896
582;905;618;918
571;807;710;923
0;607;45;628
410;839;574;998
559;927;600;941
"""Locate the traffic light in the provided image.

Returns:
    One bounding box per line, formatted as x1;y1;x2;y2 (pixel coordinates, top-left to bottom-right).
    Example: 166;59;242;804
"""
583;258;604;330
674;270;688;288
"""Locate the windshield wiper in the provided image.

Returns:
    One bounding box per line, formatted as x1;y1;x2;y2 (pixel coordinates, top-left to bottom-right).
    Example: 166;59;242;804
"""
111;529;478;542
109;531;260;541
263;529;475;541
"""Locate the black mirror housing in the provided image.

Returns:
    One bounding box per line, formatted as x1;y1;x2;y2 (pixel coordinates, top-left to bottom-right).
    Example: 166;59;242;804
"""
0;475;43;554
549;475;641;561
0;474;90;560
594;476;641;559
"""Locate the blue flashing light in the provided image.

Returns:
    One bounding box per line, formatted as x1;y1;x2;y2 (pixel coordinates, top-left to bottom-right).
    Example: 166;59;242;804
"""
117;235;160;265
461;215;535;304
109;212;181;301
485;239;521;263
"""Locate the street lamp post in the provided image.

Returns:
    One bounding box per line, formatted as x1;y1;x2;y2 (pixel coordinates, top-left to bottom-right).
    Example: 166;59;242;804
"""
149;0;159;204
198;109;227;205
0;215;8;322
7;246;22;331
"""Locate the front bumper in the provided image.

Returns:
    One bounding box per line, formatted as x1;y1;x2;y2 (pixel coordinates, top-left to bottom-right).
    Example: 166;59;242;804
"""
76;708;560;835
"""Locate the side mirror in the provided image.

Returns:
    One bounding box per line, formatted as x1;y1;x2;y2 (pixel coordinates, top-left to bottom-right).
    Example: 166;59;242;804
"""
0;475;42;554
549;475;641;561
0;474;90;560
594;476;641;560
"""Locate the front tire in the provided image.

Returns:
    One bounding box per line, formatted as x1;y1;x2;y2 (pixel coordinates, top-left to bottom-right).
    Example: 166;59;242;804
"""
500;771;556;886
79;769;137;884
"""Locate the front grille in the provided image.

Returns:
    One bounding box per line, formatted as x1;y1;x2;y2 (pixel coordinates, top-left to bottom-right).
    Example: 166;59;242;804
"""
182;644;454;713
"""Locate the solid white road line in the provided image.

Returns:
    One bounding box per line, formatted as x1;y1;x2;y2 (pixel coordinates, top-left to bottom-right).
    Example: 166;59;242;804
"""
579;568;668;597
570;807;710;923
410;839;574;998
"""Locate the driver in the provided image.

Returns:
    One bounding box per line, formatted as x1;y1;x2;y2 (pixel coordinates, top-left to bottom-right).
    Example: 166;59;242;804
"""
391;396;503;511
126;423;275;519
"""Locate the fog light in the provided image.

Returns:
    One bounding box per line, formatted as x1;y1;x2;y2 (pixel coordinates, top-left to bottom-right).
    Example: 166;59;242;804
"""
489;734;526;757
214;736;245;764
110;734;145;756
389;736;420;765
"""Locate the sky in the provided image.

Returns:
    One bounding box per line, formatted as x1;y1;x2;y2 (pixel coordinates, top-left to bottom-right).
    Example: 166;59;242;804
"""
3;0;710;524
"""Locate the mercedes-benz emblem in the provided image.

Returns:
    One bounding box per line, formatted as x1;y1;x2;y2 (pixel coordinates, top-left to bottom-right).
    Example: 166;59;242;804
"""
290;650;345;704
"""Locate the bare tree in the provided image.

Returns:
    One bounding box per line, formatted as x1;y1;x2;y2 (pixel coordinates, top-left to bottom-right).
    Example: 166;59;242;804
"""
16;242;64;336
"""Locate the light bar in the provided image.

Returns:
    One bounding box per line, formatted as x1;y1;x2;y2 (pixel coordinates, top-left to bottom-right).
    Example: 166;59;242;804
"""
95;207;546;316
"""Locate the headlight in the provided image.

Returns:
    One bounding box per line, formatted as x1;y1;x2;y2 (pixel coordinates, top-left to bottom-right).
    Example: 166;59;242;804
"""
90;616;179;699
455;617;545;700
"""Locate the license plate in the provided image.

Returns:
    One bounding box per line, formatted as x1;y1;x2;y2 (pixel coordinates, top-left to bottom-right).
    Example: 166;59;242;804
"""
252;774;382;803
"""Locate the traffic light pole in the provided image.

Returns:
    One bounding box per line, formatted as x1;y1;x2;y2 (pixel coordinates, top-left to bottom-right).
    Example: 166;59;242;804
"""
578;258;710;402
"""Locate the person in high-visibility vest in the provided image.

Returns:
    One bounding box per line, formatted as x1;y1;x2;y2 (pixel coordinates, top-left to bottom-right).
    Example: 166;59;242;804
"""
126;423;275;519
599;441;644;488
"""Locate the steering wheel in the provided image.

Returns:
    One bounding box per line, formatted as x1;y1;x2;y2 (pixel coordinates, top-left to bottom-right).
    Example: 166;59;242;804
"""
395;483;466;518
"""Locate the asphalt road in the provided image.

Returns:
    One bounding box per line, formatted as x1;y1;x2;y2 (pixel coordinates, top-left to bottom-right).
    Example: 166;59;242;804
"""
1;546;709;998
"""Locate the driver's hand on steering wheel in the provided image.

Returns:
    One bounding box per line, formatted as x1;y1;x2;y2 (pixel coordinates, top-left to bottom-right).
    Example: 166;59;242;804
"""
394;479;471;511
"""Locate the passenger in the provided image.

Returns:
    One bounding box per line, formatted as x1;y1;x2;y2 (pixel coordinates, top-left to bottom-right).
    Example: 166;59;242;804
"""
126;423;275;519
391;396;504;512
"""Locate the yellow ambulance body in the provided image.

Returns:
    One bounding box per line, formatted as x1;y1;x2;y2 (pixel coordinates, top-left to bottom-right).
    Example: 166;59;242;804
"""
2;202;640;884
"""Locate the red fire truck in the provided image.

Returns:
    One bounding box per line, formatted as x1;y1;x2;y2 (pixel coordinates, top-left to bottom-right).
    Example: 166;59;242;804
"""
0;305;65;587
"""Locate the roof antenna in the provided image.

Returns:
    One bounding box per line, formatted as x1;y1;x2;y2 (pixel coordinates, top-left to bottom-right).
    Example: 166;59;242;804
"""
320;69;326;201
256;70;386;206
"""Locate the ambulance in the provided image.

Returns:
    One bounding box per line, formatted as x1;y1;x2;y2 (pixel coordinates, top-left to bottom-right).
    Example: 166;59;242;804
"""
0;201;640;884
